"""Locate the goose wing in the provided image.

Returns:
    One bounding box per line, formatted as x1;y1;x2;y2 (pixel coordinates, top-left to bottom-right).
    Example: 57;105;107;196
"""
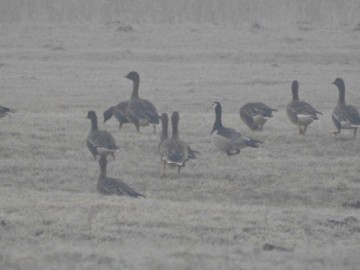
127;99;159;124
113;101;129;123
101;177;144;197
87;130;118;152
333;105;360;126
289;101;321;119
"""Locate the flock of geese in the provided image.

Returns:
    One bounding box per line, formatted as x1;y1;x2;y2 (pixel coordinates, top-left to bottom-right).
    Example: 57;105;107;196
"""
2;72;360;198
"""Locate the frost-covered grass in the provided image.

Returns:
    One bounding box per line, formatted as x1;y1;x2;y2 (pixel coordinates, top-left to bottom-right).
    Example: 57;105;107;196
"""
0;24;360;269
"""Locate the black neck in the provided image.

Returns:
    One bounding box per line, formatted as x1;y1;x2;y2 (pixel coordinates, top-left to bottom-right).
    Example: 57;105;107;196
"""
171;120;179;140
291;85;299;101
212;105;223;133
160;119;168;142
337;86;346;105
99;156;107;178
91;116;98;131
131;79;140;99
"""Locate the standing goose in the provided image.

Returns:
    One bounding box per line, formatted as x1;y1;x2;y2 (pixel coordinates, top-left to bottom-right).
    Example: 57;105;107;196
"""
286;80;322;135
97;155;144;197
211;102;263;156
0;105;15;118
331;78;360;138
125;71;159;133
86;111;119;160
103;101;129;129
159;112;188;177
171;111;199;161
240;102;277;131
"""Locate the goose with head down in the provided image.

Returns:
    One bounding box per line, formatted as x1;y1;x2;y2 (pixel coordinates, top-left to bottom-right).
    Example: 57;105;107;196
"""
240;102;277;131
211;102;263;156
86;111;119;161
0;105;15;118
286;80;322;135
125;71;159;133
331;78;360;138
103;101;129;129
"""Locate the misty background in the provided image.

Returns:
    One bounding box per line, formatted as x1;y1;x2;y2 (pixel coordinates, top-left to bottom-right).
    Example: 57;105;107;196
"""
1;0;359;27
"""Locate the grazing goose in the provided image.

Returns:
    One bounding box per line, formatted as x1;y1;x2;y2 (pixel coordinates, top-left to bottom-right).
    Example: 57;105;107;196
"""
125;71;159;133
331;78;360;138
97;155;144;197
171;111;199;161
86;111;119;160
0;105;15;118
211;102;263;156
103;101;129;129
159;112;188;177
240;102;277;131
286;80;322;135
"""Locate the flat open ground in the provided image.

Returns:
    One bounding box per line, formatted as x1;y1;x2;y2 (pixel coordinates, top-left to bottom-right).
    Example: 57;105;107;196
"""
1;22;360;269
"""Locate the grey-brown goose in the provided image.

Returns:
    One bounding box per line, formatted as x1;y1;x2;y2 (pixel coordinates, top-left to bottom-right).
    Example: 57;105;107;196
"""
86;111;119;160
240;102;277;131
211;102;263;156
159;112;188;177
97;155;144;197
103;101;129;129
331;78;360;138
125;71;159;133
286;81;322;135
171;111;199;161
0;105;15;118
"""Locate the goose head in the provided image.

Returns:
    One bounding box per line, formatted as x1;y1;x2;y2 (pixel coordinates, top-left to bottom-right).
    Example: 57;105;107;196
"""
125;71;140;82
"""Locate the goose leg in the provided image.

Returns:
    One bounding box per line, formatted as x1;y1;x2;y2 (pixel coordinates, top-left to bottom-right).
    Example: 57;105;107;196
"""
161;162;166;178
353;128;358;138
111;153;115;160
119;123;123;129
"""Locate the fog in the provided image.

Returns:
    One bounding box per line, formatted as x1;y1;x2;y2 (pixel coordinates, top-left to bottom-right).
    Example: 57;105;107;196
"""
1;0;359;27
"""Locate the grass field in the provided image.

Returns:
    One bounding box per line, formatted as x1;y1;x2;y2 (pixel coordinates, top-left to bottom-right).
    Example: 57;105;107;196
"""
1;22;360;269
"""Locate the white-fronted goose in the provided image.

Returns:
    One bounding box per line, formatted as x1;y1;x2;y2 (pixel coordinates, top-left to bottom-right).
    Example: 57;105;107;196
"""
159;112;188;177
103;101;129;129
331;78;360;138
98;155;144;197
211;102;263;156
125;71;159;133
86;111;119;160
0;105;15;118
240;102;277;131
286;80;322;135
171;111;199;161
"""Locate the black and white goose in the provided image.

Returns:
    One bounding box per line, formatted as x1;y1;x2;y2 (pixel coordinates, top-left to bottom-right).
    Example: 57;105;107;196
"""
240;102;277;131
159;112;188;177
286;80;322;135
331;78;360;138
170;111;199;161
125;71;159;133
103;101;129;129
211;102;263;156
86;111;119;161
0;105;15;118
97;155;144;197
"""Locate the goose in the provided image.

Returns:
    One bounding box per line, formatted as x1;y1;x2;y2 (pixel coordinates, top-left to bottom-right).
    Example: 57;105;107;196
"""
211;102;263;156
286;80;322;135
125;71;159;133
103;101;129;129
97;155;144;197
171;111;199;161
159;112;188;177
0;105;15;118
86;111;119;160
240;102;277;131
331;78;360;138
